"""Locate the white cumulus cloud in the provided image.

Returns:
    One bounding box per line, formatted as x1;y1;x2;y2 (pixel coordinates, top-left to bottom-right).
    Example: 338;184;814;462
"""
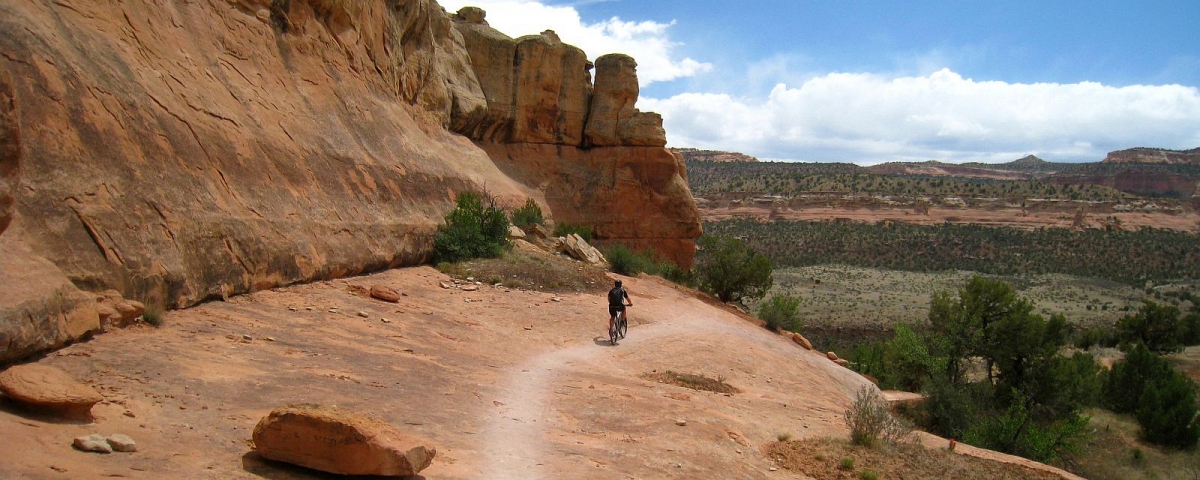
436;0;711;86
642;69;1200;163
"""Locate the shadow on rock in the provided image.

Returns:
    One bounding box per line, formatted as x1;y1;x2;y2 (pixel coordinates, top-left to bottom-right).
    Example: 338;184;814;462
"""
241;452;427;480
0;397;95;425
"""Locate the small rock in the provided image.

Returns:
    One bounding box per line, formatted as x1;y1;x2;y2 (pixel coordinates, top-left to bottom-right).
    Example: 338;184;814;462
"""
123;411;136;418
73;434;112;454
370;285;402;303
107;434;137;452
675;419;687;426
381;318;391;324
825;351;839;361
357;311;369;318
265;336;276;342
551;296;562;302
288;306;297;311
439;282;452;289
461;285;479;292
769;467;778;472
242;334;253;341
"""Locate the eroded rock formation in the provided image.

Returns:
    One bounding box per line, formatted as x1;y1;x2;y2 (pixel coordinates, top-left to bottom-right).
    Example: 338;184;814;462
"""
0;0;699;363
450;7;695;265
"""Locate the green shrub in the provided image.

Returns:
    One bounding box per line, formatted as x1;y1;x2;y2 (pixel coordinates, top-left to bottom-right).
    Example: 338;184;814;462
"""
511;198;544;228
839;457;855;470
758;294;802;332
660;263;697;287
434;191;510;263
142;308;163;327
606;244;648;276
1135;367;1200;448
1104;343;1170;414
694;234;773;303
1117;300;1188;354
859;470;879;480
921;376;989;440
553;223;593;241
964;396;1089;463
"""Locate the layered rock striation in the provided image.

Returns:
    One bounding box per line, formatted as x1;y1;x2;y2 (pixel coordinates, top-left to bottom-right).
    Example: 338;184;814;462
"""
0;0;698;363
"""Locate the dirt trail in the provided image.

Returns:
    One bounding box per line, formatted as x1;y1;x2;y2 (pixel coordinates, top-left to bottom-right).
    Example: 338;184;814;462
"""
0;265;1069;479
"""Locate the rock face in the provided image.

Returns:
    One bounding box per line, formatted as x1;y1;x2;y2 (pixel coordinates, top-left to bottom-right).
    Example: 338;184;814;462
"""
585;54;666;147
0;364;104;418
253;404;435;476
0;0;700;363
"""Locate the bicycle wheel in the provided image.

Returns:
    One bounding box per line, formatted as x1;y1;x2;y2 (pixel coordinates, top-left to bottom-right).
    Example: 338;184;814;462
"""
617;312;628;339
609;322;619;346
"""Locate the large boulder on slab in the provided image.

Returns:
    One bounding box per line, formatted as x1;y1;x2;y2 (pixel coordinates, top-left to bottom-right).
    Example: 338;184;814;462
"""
369;285;402;303
562;234;606;265
252;404;435;476
0;364;103;418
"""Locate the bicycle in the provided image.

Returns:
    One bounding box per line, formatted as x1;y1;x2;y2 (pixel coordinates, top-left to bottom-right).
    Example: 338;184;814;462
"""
609;309;628;346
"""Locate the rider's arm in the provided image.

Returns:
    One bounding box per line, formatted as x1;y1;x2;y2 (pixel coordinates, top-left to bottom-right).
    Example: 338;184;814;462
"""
624;291;632;306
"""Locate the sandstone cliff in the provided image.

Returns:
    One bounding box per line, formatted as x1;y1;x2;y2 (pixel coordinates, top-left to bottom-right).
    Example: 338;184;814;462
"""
0;0;699;363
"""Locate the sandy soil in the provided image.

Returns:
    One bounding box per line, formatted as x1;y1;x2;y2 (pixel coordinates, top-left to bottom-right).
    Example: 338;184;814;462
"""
0;267;874;479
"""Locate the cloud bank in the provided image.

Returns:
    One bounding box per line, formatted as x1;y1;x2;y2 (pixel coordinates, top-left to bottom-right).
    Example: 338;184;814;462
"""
435;1;1200;164
644;69;1200;163
436;0;711;85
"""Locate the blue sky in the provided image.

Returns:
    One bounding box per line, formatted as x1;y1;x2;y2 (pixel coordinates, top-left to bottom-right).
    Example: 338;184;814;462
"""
438;0;1200;164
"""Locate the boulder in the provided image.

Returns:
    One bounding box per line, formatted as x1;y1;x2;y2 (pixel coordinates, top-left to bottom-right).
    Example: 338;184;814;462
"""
834;358;850;367
73;434;113;454
0;364;103;418
369;285;401;303
508;225;526;239
527;224;552;239
510;31;591;145
790;332;813;350
106;434;138;452
94;290;146;329
562;234;605;265
826;351;839;361
252;404;435;476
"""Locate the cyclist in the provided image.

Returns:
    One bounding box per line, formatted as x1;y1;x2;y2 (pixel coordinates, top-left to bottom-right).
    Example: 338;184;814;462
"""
608;279;632;341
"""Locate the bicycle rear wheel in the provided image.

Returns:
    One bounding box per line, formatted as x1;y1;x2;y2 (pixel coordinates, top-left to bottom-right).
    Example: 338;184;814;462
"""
609;322;619;345
617;312;628;339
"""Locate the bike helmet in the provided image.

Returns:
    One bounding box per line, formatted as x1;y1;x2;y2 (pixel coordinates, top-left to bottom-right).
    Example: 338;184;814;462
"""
615;279;622;287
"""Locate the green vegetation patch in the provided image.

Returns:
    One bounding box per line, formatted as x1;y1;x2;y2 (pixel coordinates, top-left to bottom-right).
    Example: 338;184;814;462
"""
706;219;1200;285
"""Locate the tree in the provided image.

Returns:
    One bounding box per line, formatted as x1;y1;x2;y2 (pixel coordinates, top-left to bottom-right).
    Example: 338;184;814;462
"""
694;234;773;303
433;190;510;263
1117;300;1187;354
1103;343;1170;414
758;294;802;332
1136;369;1200;448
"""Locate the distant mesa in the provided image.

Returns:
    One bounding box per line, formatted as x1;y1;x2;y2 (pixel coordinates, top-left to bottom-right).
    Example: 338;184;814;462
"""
672;148;759;163
1102;147;1200;165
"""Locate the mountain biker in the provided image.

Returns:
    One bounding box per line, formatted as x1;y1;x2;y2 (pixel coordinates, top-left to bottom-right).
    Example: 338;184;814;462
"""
608;279;632;339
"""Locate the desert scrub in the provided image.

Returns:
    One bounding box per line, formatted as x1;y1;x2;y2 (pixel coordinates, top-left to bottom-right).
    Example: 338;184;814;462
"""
142;307;163;327
759;294;802;332
839;457;855;470
510;198;544;228
844;385;913;447
553;222;593;241
641;370;740;394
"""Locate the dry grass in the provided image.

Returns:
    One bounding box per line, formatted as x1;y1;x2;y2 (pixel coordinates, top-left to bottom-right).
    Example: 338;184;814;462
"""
1072;409;1200;480
437;246;611;294
641;370;740;394
765;437;1063;480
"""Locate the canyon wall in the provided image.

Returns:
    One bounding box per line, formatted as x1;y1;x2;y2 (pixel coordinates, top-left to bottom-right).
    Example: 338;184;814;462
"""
0;0;699;363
